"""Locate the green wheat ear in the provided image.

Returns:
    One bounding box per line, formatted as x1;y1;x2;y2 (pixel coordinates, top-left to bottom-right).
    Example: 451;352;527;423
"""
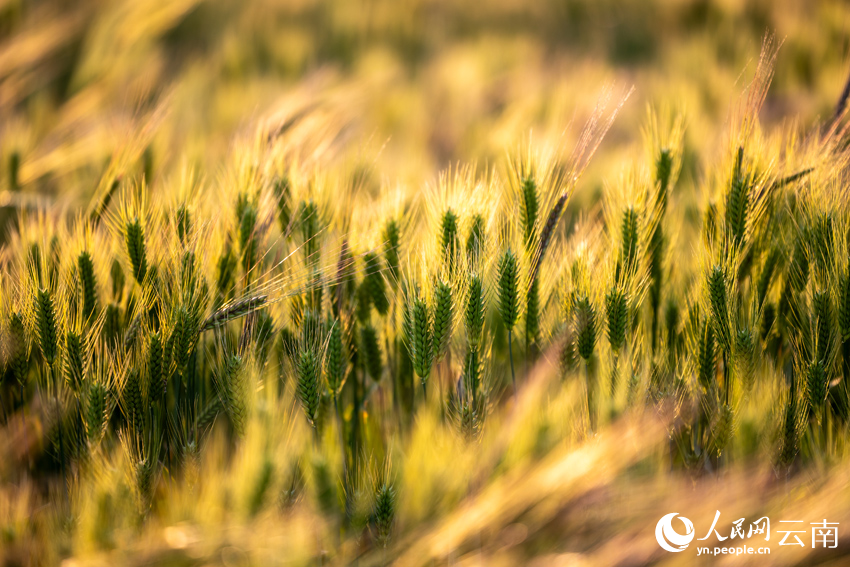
110;258;125;301
235;191;248;221
296;347;320;428
702;201;718;243
252;311;275;362
169;307;190;371
725;147;749;246
620;207;639;275
133;454;156;513
299;200;319;263
708;265;731;353
331;240;355;316
789;232;809;292
574;295;597;361
103;303;121;346
525;278;540;349
497;248;519;392
85;382;108;443
90;179;120;226
77;252;98;322
278;459;304;510
812;290;832;364
307;291;326;339
712;403;734;457
807;359;827;415
373;480;396;548
28;243;42;286
463;346;480;400
460;395;484;441
180;250;197;290
533;196;568;288
497;249;519;331
360;323;383;382
778;377;800;467
8;313;28;386
406;295;434;384
125;218;148;284
655;148;673;211
64;331;85;391
698;319;716;391
215;240;237;302
648;225;665;347
364;252;389;315
124;313;142;350
432;278;453;361
466;214;485;261
125;368;145;432
273;175;291;234
383;219;401;282
439;208;459;270
35;288;58;367
605;286;627;352
239;201;258;273
196;397;221;431
649;150;672;346
355;279;373;323
734;328;756;389
176;204;191;245
839;266;850;341
325;319;346;397
220;354;247;435
465;274;485;350
47;236;60;284
812;212;834;278
279;325;297;360
201;296;268;332
665;298;680;358
520;175;538;249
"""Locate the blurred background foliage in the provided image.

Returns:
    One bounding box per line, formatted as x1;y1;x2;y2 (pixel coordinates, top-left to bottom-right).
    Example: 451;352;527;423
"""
0;0;847;209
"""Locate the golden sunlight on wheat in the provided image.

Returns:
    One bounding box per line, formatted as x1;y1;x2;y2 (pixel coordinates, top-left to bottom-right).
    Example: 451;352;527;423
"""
2;1;850;566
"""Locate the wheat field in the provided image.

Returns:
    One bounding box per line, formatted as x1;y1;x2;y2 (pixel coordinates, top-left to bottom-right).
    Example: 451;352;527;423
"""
2;1;850;565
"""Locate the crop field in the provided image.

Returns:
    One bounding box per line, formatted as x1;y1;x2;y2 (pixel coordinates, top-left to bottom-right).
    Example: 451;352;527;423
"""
2;0;850;565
